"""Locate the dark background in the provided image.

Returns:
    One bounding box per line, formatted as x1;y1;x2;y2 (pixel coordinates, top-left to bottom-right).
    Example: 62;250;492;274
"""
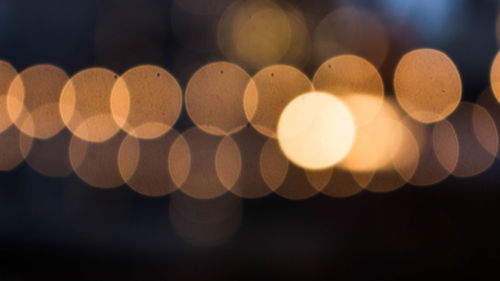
1;0;500;280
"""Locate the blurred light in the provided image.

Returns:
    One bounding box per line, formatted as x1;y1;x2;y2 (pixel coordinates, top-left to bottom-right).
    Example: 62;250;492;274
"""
362;114;420;193
7;64;68;139
60;68;121;142
259;138;288;192
339;95;401;172
477;88;500;158
244;65;313;138
185;62;250;135
170;192;242;247
394;48;462;123
170;127;238;199
449;102;497;178
490;51;500;103
118;129;181;197
313;6;388;68
0;125;32;171
20;129;74;178
228;127;276;198
69;131;126;188
217;0;291;70
313;55;384;126
215;134;242;191
277;92;355;170
110;65;182;139
279;4;311;68
0;61;17;133
305;168;332;191
404;117;458;186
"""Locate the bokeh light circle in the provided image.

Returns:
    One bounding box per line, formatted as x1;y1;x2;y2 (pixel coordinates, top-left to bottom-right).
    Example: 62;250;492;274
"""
394;48;462;123
118;129;182;197
244;65;313;138
7;64;68;139
313;55;384;126
0;61;18;133
111;65;182;139
185;62;250;135
277;91;355;170
60;67;121;142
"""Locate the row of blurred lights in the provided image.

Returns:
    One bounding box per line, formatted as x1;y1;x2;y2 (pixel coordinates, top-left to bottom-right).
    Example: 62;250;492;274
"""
1;46;500;202
2;0;500;247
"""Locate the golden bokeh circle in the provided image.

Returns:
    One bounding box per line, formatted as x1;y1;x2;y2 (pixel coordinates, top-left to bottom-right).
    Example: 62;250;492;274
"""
0;61;18;133
118;129;181;197
170;127;240;199
394;48;462;123
7;64;68;139
185;62;250;135
448;102;497;178
313;55;384;126
111;65;182;139
244;65;313;138
277;91;356;170
217;0;292;70
69;131;126;188
60;67;121;142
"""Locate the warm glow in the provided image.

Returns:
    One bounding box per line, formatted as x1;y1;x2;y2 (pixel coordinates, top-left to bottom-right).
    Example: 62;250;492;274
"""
60;68;121;142
118;129;181;197
394;48;462;123
217;0;291;70
277;91;355;170
185;62;250;135
0;61;18;133
110;65;182;139
244;64;312;138
7;64;68;139
313;55;384;126
449;102;497;177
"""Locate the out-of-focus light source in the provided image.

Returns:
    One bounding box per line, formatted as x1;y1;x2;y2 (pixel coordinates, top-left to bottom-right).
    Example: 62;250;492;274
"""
404;117;458;186
228;127;280;198
394;48;462;123
339;95;401;172
259;138;289;192
170;127;240;200
60;68;121;142
110;65;182;140
0;61;18;133
313;6;388;68
277;91;355;170
217;0;292;70
490;51;500;102
244;65;312;138
313;55;385;126
69;132;126;188
7;64;68;139
0;125;32;171
118;129;181;197
20;129;74;178
185;62;250;136
477;88;500;159
449;102;497;178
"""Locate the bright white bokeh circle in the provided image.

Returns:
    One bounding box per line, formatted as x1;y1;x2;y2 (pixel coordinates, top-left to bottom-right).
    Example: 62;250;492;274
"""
277;91;356;170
